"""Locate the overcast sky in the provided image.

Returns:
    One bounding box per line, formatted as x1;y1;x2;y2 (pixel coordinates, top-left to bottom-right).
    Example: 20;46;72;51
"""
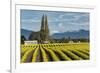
21;9;90;35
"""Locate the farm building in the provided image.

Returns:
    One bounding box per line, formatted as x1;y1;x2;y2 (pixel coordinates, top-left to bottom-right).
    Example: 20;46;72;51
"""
24;40;38;44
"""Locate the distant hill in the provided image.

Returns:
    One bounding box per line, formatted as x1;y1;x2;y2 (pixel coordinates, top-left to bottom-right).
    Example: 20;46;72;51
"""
51;30;89;39
21;29;89;40
21;29;32;39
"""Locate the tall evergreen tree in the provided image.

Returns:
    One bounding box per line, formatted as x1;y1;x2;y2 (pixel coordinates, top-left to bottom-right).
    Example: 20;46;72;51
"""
44;15;49;41
40;14;45;31
40;14;50;42
40;14;45;42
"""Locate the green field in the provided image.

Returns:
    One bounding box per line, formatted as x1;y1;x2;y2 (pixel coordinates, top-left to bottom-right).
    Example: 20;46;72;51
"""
21;43;90;63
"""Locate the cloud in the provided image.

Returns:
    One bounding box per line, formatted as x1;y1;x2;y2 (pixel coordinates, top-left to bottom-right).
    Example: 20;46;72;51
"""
58;14;65;19
52;31;60;33
21;10;89;32
48;12;89;25
66;21;89;26
58;23;63;27
50;30;60;35
22;19;40;23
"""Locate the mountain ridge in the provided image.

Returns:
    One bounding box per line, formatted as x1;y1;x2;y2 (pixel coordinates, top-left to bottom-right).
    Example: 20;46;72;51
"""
21;29;89;40
51;29;89;39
